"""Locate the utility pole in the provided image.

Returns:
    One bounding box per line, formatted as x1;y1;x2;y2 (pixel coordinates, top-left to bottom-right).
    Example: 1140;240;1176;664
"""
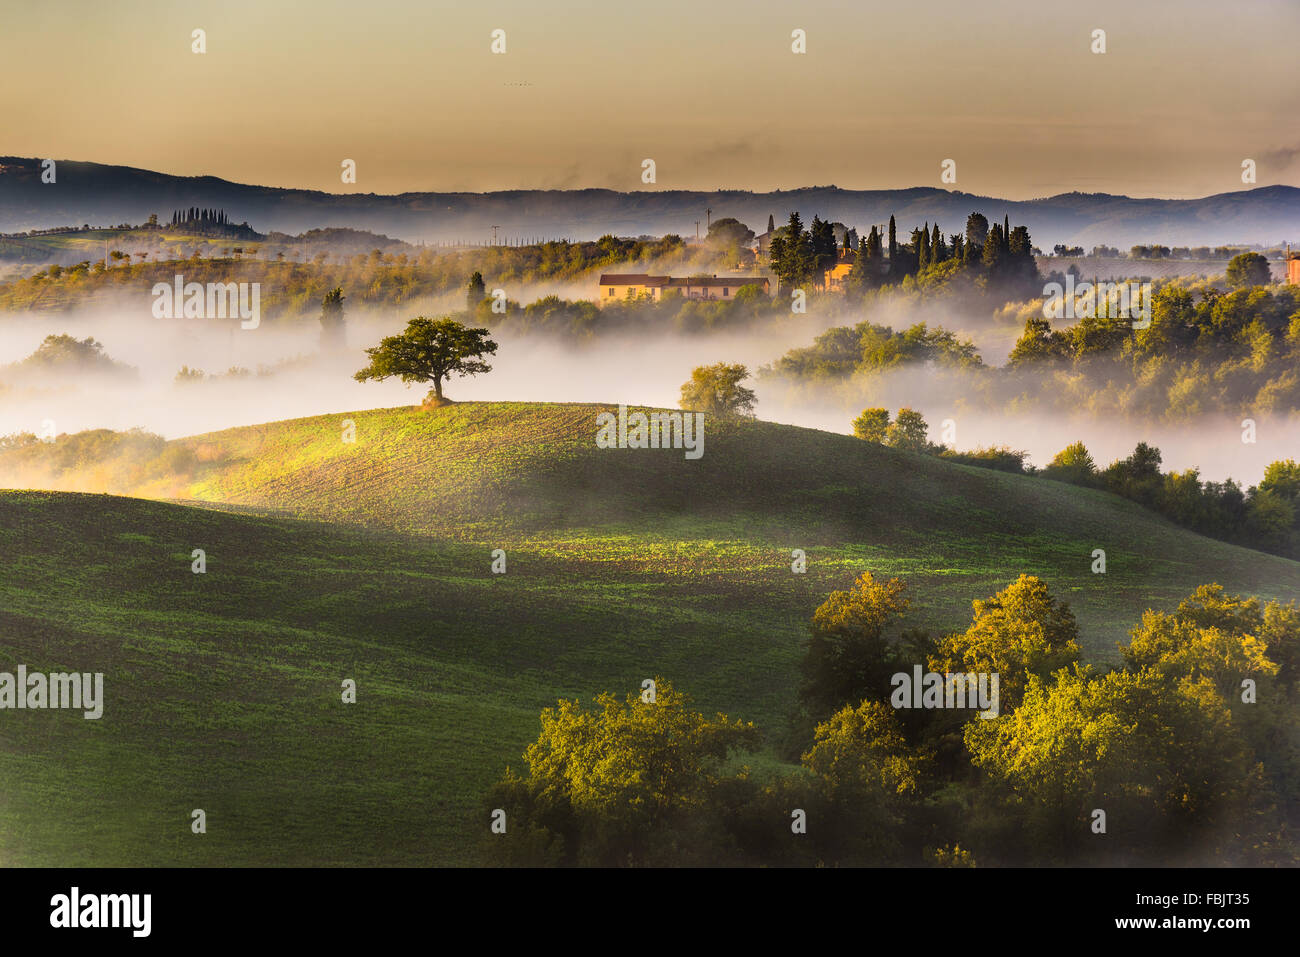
694;221;700;242
491;225;500;245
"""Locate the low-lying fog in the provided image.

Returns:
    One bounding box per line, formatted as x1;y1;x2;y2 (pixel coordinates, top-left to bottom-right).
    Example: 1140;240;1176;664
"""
0;303;1294;487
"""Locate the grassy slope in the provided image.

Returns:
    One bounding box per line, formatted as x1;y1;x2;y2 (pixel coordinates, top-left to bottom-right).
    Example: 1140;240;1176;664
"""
2;402;1297;866
174;402;1299;647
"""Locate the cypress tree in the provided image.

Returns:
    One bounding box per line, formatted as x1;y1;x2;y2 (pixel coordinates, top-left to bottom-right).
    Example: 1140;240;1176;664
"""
888;215;897;260
866;225;882;259
918;222;931;270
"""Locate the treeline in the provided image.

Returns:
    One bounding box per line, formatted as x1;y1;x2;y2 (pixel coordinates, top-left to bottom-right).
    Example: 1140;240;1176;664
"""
1049;244;1289;261
167;208;261;240
765;273;1300;421
853;211;1039;296
469;286;789;338
1006;273;1300;417
845;405;1300;560
0;235;694;316
1039;441;1300;559
484;573;1299;866
766;209;1040;302
770;321;982;380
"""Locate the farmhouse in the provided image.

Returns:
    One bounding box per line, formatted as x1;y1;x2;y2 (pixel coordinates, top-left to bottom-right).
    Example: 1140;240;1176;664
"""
822;250;857;292
598;273;770;305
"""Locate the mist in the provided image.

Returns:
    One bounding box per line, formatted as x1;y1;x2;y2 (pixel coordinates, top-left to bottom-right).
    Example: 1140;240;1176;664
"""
0;294;1292;491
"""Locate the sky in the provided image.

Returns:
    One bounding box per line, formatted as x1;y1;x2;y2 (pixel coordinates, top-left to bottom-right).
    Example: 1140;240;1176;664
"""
3;0;1298;199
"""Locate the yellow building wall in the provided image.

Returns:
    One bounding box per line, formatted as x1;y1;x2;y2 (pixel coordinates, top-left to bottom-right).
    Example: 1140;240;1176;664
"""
597;283;662;305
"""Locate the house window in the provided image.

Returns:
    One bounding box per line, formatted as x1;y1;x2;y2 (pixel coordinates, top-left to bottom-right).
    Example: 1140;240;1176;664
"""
723;287;729;296
608;287;615;296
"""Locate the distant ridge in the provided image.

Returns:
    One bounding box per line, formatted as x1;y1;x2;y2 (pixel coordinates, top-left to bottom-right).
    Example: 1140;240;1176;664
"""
2;157;1297;247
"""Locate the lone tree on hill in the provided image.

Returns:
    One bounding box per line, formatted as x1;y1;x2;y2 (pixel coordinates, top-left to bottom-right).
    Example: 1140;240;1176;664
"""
353;316;497;405
679;363;757;418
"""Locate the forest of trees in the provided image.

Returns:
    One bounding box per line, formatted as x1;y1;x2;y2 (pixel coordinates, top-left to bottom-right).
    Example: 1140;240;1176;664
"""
848;211;1040;297
764;207;1041;305
484;573;1299;866
765;270;1300;422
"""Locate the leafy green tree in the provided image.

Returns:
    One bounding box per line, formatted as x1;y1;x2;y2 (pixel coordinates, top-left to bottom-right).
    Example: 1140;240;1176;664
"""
1009;317;1071;365
1041;440;1097;485
353;316;497;403
1121;584;1279;698
865;225;882;259
852;407;890;443
1226;252;1271;289
884;407;929;452
930;575;1080;711
483;678;758;866
679;362;756;417
768;211;817;292
1102;442;1163;505
964;213;989;253
705;217;755;261
16;334;133;378
799;572;911;718
803;699;925;796
981;223;1006;272
1260;459;1300;501
965;663;1256;862
810;216;838;274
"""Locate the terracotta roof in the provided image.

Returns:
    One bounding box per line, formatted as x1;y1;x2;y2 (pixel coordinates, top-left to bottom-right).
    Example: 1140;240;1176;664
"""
664;276;767;288
599;274;768;288
598;274;668;285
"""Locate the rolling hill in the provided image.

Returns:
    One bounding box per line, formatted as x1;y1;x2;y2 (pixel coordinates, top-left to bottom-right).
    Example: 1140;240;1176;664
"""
1;402;1296;865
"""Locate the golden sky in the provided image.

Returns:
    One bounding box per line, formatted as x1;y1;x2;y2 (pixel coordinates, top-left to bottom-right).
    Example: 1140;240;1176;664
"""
3;0;1297;199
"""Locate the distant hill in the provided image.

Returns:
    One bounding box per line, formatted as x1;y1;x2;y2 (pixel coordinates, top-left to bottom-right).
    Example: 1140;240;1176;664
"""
2;157;1297;248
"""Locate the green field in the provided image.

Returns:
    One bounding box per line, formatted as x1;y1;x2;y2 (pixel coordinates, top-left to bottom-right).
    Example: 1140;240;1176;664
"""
2;402;1297;865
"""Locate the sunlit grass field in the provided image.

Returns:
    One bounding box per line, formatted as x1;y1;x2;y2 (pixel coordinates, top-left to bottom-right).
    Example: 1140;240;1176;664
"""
2;402;1296;865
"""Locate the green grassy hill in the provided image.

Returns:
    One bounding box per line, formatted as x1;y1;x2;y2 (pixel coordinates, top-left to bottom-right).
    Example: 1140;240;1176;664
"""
1;402;1296;866
173;402;1300;644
